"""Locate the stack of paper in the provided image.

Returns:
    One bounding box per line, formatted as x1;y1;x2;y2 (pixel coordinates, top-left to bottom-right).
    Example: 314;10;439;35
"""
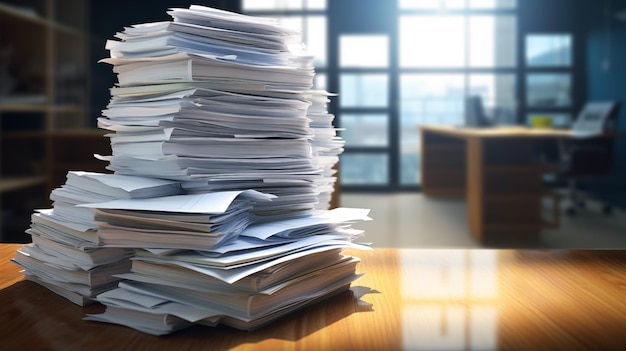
13;5;371;334
12;172;182;305
85;208;370;334
81;189;275;251
96;5;339;218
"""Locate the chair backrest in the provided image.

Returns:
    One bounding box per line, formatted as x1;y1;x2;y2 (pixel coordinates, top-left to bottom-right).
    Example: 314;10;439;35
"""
464;96;493;127
566;101;621;176
572;101;620;134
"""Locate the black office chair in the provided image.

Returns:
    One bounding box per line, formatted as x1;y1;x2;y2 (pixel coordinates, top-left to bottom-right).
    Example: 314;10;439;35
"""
558;102;621;215
464;95;493;127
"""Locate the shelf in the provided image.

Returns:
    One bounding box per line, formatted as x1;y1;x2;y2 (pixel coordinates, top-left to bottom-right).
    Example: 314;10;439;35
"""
0;0;89;240
0;176;46;193
0;103;47;113
1;130;45;138
0;103;83;114
0;3;47;27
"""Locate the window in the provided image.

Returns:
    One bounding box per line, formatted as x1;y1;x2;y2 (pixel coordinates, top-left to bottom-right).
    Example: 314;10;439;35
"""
244;1;528;191
242;0;328;88
398;2;517;185
524;33;574;126
339;34;390;186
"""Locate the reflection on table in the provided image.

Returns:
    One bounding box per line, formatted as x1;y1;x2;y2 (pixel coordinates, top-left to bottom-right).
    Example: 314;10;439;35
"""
1;244;626;350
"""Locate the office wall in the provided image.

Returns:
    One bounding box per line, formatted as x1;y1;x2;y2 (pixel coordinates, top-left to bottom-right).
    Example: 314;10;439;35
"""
584;0;626;208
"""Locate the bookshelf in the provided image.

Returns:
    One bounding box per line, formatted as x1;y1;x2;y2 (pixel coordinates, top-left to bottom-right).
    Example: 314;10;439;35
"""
0;0;103;242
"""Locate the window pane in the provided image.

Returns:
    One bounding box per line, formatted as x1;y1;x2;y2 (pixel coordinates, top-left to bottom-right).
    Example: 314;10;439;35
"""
402;151;421;185
340;74;388;107
469;74;517;124
400;74;465;125
527;74;571;107
273;16;326;67
400;15;465;68
274;16;303;34
469;0;516;9
400;74;464;185
340;114;389;147
243;0;303;10
526;34;572;67
306;0;326;9
340;35;388;68
340;153;388;185
399;0;465;9
469;16;516;67
306;16;327;67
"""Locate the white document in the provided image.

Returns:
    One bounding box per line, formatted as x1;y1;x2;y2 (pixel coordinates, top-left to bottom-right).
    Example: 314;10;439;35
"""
66;171;182;199
79;190;274;213
241;208;371;240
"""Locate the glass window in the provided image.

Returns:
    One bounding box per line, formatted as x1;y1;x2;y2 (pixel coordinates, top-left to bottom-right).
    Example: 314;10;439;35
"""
340;35;388;68
469;0;516;9
340;74;389;108
340;153;389;185
468;15;516;67
526;34;572;67
526;73;571;107
242;0;326;10
400;0;516;9
305;0;326;9
340;114;389;147
306;16;327;67
401;150;421;185
399;15;465;68
399;0;465;9
400;74;465;126
274;16;327;68
243;0;302;10
400;74;464;185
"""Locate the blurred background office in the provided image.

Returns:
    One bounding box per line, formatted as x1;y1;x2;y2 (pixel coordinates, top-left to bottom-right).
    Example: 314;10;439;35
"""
1;0;625;247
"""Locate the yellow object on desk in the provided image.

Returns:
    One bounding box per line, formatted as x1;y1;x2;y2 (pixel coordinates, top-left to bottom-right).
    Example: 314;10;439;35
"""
530;115;553;128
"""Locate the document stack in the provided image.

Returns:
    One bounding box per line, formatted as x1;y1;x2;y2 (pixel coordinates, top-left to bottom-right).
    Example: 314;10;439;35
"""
14;5;371;335
12;171;182;305
97;5;340;219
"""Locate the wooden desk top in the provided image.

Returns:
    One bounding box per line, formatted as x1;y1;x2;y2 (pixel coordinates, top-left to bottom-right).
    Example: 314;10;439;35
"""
2;244;626;350
420;124;580;139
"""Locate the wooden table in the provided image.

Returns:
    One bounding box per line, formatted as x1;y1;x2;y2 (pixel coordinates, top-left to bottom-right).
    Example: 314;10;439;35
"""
420;125;579;242
2;244;626;350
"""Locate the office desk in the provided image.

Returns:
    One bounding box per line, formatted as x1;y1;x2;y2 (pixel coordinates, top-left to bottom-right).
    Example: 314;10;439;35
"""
420;125;580;242
2;244;626;350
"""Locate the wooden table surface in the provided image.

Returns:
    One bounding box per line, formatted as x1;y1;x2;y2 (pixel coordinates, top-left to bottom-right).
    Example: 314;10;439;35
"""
419;125;576;139
1;244;626;350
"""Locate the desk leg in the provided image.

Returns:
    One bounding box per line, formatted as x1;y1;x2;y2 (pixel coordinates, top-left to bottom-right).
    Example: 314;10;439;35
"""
466;138;484;242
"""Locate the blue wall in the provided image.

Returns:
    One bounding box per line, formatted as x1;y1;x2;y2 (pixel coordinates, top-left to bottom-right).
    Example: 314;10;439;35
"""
584;0;626;208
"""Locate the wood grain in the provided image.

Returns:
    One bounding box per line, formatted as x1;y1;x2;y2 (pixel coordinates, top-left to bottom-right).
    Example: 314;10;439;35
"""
1;245;626;350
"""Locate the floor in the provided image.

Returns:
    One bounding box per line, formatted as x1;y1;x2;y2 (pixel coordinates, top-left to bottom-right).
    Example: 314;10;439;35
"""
340;192;626;249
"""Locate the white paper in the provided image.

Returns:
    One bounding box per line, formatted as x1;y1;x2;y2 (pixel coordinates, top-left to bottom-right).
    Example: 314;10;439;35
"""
79;190;274;213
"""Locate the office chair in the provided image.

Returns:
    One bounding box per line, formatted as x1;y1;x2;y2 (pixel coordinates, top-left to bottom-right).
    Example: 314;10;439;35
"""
464;96;493;127
559;101;620;215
